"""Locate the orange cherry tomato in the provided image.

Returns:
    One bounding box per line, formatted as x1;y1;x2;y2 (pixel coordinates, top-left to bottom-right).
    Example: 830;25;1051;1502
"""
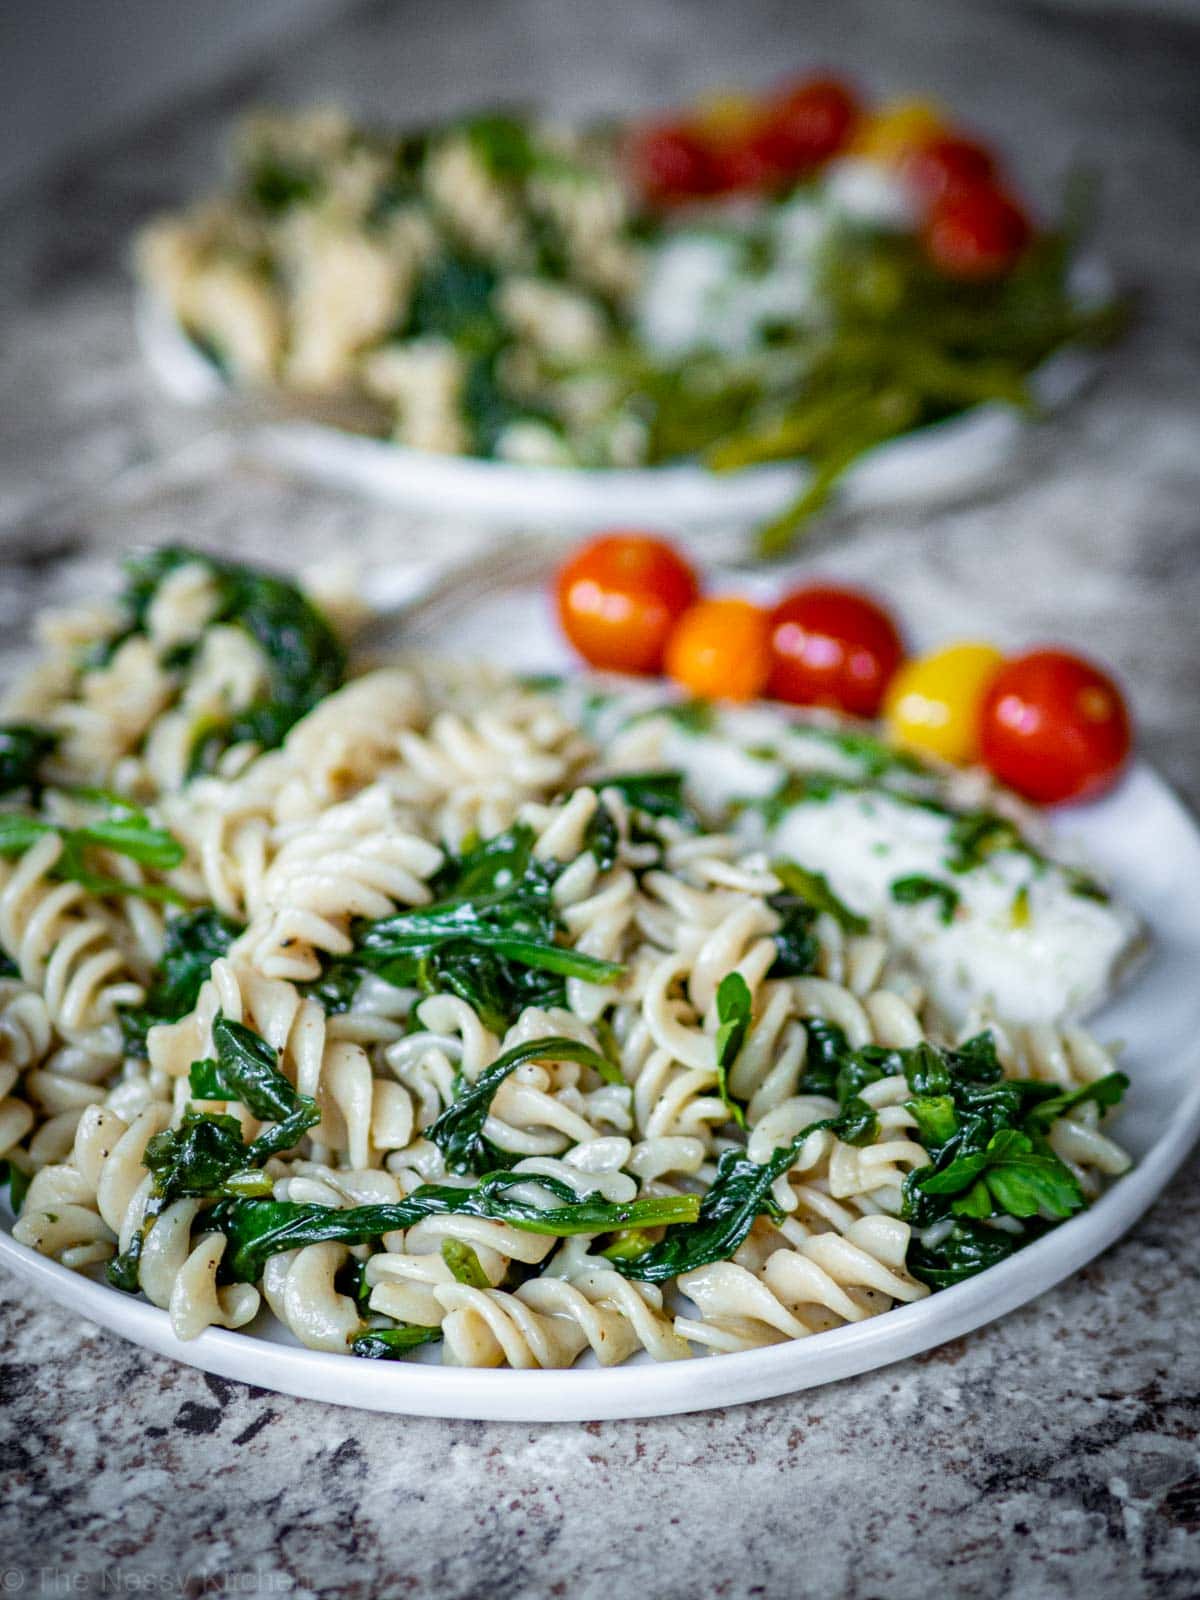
556;533;700;675
627;120;720;206
901;134;997;205
924;183;1031;280
756;76;860;176
766;584;905;717
664;598;772;702
980;649;1132;805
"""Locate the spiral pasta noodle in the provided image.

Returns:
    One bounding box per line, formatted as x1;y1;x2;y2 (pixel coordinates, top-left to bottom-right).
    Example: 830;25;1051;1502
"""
0;553;1136;1372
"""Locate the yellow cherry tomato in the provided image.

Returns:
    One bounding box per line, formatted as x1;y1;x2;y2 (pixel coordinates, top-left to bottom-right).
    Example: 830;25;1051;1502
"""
851;98;947;165
693;89;761;142
884;641;1005;765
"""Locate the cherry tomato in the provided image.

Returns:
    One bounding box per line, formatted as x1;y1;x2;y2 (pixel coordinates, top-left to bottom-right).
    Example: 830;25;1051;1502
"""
767;584;905;717
980;649;1132;804
884;642;1005;765
901;134;996;205
664;598;772;702
851;99;947;164
924;184;1031;280
556;533;700;675
757;76;860;175
627;120;719;206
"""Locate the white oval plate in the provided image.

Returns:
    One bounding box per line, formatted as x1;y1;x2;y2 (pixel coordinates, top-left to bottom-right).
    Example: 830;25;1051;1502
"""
136;286;1102;533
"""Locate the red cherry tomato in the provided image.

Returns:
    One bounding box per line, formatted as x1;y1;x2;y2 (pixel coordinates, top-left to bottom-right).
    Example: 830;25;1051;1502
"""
709;122;792;194
902;134;996;205
766;584;905;717
923;183;1031;280
555;532;700;675
627;120;720;206
664;598;772;702
980;649;1132;804
758;76;860;175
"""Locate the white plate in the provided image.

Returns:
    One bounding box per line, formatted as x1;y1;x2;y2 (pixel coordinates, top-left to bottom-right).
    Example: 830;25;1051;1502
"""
136;286;1103;533
4;559;1196;1421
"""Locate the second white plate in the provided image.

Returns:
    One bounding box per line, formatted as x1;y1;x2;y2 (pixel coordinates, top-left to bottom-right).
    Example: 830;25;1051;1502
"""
136;289;1101;534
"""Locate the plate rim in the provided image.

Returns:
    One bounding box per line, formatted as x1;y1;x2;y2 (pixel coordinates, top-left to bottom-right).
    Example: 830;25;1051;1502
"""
2;758;1196;1422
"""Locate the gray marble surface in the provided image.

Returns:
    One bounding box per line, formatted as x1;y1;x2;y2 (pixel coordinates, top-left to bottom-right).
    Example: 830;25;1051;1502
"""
2;1;1199;1595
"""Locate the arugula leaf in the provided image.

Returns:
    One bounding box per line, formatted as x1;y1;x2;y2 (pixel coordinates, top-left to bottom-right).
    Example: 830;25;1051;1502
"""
890;874;960;924
441;1238;491;1287
352;1325;442;1359
714;972;751;1128
120;908;241;1057
771;858;868;934
0;723;57;798
427;1035;619;1173
208;1180;700;1283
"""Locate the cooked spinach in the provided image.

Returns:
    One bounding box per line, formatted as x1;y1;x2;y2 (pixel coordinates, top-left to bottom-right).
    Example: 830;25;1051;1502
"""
890;874;960;924
427;1034;619;1174
316;822;624;1033
0;1157;30;1213
766;892;821;978
441;1238;491;1286
120;907;241;1057
208;1178;700;1283
713;972;751;1128
0;798;185;905
107;547;345;773
352;1325;442;1359
611;1097;879;1284
772;858;868;934
189;1014;321;1165
0;723;57;798
595;770;696;824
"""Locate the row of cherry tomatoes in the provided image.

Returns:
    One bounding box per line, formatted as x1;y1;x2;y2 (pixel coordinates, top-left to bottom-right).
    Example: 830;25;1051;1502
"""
554;533;1131;805
629;76;1032;281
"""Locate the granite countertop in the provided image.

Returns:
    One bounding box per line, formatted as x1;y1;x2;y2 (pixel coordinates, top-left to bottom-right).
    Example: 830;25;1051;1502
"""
2;1;1199;1595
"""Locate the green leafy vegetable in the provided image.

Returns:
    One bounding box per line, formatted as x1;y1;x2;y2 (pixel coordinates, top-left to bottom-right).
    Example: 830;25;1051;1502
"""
208;1179;700;1283
596;770;696;824
611;1097;879;1284
106;547;345;774
772;858;868;934
890;874;960;924
441;1238;491;1287
713;972;751;1128
120;908;241;1056
0;798;185;905
352;1325;442;1359
0;723;57;798
428;1035;620;1173
0;1158;30;1214
317;822;624;1034
189;1014;321;1164
1022;1071;1130;1134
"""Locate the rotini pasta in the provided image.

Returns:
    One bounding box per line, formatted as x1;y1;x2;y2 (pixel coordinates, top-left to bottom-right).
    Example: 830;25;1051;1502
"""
0;549;1136;1373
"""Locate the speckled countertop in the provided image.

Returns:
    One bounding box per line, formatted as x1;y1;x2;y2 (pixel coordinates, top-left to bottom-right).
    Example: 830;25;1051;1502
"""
2;1;1199;1595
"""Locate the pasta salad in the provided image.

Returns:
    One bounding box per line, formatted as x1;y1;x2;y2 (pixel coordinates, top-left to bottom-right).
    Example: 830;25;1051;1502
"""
0;549;1135;1367
136;79;1119;547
